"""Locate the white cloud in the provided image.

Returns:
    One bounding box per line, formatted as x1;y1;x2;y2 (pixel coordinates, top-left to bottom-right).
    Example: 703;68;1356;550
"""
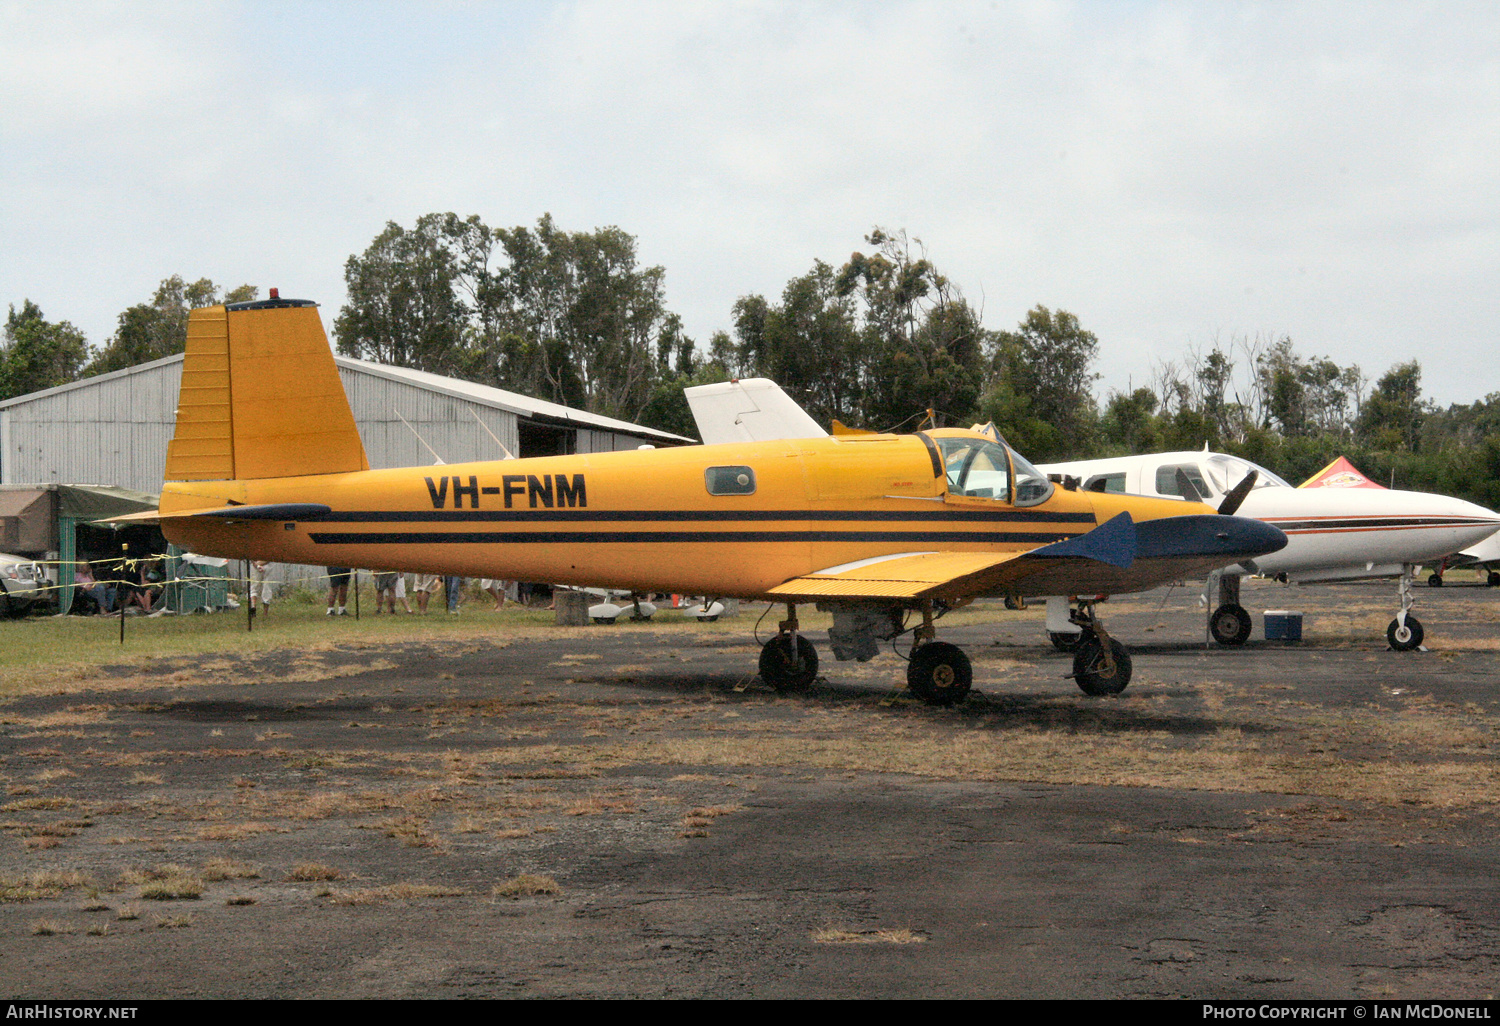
1;0;1497;408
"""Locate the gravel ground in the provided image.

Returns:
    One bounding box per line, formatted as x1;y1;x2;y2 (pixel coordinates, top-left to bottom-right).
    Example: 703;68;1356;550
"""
2;578;1499;999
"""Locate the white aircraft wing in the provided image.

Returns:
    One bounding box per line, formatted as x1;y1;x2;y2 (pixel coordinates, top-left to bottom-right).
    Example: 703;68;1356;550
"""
685;378;828;445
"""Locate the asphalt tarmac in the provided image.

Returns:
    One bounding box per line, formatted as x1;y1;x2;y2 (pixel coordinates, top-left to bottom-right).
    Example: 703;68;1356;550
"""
2;578;1498;999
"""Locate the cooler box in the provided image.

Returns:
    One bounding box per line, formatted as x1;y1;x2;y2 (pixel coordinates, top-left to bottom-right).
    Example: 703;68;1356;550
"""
1263;610;1303;642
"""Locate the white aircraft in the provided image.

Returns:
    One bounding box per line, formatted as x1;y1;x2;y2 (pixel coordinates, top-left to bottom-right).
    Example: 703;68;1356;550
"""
1298;456;1500;589
683;380;1500;652
1039;449;1500;650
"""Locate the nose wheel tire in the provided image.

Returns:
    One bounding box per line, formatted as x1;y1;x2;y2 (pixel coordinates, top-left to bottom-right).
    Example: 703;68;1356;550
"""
1387;616;1424;652
759;634;818;692
1210;604;1252;646
906;642;973;706
1072;636;1132;695
1428;574;1443;587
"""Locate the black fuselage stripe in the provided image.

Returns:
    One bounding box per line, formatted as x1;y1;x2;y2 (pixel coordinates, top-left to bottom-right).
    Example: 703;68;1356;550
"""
308;508;1097;524
307;529;1079;546
1268;517;1499;531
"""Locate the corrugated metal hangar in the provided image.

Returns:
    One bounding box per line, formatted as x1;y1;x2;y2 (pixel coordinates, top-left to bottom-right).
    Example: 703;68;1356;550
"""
0;354;694;494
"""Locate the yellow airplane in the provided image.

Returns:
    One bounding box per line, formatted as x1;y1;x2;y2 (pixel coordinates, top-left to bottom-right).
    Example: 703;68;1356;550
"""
154;296;1286;705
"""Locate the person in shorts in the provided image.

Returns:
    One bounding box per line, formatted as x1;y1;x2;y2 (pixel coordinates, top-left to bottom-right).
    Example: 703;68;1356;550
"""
412;573;440;614
326;567;352;616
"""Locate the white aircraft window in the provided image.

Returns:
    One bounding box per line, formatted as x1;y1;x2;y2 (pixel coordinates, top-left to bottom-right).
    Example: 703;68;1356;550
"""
705;466;756;495
1010;448;1055;507
1155;464;1214;499
933;436;1055;506
1206;455;1291;491
936;437;1011;500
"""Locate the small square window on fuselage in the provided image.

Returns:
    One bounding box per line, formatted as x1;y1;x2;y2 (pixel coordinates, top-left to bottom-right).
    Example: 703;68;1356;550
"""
705;466;756;495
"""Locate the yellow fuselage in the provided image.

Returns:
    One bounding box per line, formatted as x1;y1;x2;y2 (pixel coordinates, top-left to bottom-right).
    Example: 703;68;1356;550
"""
161;433;1205;599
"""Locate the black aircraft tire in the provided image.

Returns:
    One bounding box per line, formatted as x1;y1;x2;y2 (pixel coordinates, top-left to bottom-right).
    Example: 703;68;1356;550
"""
1428;574;1443;587
1049;630;1083;652
1387;616;1424;652
759;634;818;692
1210;603;1253;646
1004;595;1023;610
906;642;972;706
592;616;616;625
1072;636;1132;696
1489;571;1500;588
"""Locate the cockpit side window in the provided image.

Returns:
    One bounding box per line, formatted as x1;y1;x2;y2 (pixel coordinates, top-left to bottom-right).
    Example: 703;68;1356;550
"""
1155;463;1214;499
937;437;1010;500
1084;473;1126;494
931;436;1055;506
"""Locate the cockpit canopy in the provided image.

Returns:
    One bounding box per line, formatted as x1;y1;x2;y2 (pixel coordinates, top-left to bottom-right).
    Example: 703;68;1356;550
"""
1153;454;1292;499
929;433;1054;507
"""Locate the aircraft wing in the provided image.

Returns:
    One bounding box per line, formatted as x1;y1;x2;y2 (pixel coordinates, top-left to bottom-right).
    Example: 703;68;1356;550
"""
767;550;1029;602
767;511;1286;604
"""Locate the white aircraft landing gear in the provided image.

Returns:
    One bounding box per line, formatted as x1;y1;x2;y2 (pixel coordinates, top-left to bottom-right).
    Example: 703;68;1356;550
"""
1207;572;1253;646
1387;567;1425;652
759;603;818;692
905;601;972;706
1067;601;1132;696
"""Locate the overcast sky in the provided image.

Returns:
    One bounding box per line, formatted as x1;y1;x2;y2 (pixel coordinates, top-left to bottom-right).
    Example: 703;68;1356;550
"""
3;0;1497;408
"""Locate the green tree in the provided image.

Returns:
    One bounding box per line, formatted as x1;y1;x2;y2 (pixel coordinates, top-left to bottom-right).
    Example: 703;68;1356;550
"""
835;229;985;430
1;301;89;400
85;276;257;377
334;216;468;376
982;306;1099;459
1357;361;1425;451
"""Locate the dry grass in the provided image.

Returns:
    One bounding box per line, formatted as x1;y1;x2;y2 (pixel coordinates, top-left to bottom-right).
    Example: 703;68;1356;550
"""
201;859;259;882
322;882;466;905
285;862;343;882
30;919;72;936
491;874;561;899
811;926;927;945
0;870;94;903
137;876;203;901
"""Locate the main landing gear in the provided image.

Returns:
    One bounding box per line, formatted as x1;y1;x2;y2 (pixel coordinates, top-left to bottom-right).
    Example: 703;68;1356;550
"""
758;605;818;692
756;601;975;706
904;602;971;706
1065;601;1133;696
1387;566;1424;652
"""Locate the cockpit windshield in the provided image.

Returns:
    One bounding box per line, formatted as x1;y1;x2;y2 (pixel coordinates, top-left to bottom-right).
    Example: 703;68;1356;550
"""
1203;455;1292;494
933;435;1055;508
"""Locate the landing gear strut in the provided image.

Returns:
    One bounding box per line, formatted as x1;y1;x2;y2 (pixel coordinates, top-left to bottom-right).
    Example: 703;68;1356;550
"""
759;604;818;692
1387;565;1424;652
1067;602;1133;695
905;602;972;706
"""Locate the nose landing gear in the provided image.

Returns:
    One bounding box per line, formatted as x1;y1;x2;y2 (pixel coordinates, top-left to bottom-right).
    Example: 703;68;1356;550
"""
1387;567;1425;652
1066;602;1133;696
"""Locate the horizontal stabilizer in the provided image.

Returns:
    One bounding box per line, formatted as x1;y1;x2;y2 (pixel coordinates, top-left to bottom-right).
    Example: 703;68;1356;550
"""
93;502;332;526
192;503;332;520
1028;512;1136;568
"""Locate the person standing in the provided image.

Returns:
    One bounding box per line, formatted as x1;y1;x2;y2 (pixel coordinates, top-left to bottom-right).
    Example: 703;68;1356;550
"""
445;575;464;614
412;573;440;614
325;567;351;616
250;560;274;616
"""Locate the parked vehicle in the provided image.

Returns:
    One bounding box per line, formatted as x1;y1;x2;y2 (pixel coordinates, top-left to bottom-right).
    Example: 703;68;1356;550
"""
0;553;43;617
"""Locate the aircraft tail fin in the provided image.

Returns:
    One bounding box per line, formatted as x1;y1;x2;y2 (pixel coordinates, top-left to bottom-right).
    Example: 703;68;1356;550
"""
164;297;369;482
